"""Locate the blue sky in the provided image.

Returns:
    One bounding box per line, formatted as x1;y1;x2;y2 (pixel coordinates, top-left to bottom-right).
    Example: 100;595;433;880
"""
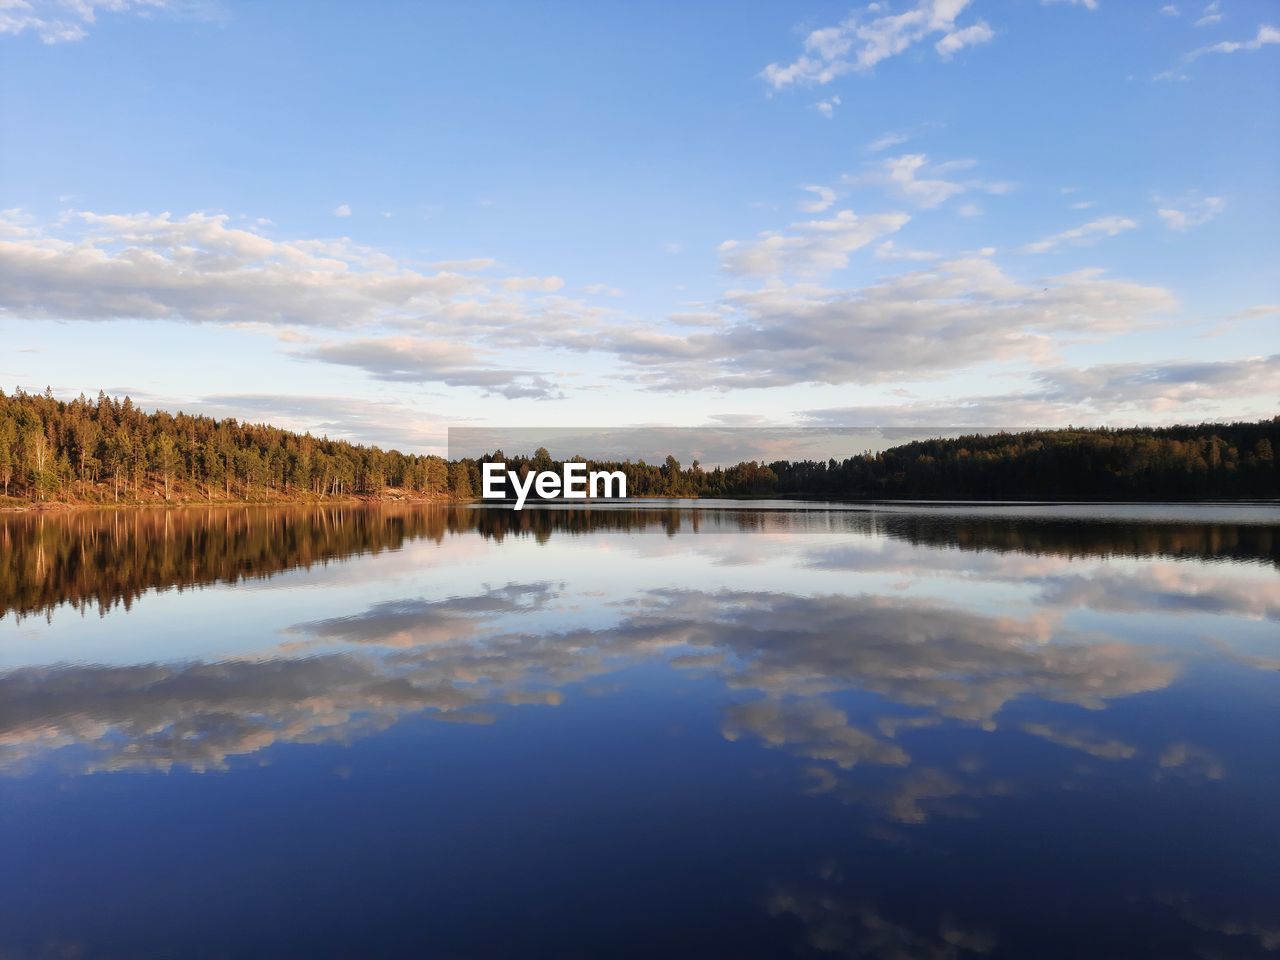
1;0;1277;453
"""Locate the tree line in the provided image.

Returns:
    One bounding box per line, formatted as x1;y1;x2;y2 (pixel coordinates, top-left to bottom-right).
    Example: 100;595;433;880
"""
0;388;463;503
483;420;1277;501
1;388;1275;505
762;421;1278;501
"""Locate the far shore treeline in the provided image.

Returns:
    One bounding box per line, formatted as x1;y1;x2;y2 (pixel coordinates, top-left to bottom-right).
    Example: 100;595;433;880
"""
0;389;1276;506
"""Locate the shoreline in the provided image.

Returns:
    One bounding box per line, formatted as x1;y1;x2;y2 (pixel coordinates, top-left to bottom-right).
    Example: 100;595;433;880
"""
0;492;456;513
4;494;1277;514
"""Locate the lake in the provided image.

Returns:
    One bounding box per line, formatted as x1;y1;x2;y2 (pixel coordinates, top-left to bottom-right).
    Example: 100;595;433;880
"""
2;502;1278;958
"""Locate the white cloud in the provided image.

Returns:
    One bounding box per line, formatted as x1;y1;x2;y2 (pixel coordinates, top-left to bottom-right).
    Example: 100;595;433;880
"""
333;203;352;217
1161;4;1180;15
1223;304;1280;323
305;337;562;400
801;354;1279;425
718;209;910;276
0;208;1189;406
760;0;993;89
612;258;1175;390
880;153;966;207
814;95;841;118
0;209;616;398
1036;354;1280;412
1156;195;1225;231
875;240;940;261
0;0;168;43
1187;23;1280;58
430;257;497;271
866;131;910;153
501;275;565;293
668;308;723;328
934;21;995;59
857;153;1012;209
1043;0;1099;10
0;209;489;327
797;184;837;213
1195;2;1222;27
1023;215;1138;253
194;393;446;451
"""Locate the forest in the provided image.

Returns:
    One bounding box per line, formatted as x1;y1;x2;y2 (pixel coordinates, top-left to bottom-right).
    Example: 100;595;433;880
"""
0;388;457;504
0;388;1276;506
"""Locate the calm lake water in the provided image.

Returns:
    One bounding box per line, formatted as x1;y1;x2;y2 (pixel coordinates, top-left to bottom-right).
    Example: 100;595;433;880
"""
2;502;1278;959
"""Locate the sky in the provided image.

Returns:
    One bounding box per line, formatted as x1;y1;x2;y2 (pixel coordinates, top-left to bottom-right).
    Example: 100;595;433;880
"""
1;0;1277;455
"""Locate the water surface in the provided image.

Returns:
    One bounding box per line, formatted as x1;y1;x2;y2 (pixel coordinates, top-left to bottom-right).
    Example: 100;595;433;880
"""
2;503;1278;958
